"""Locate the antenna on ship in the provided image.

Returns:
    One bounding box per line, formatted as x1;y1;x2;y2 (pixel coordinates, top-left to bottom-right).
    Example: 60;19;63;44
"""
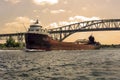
22;23;27;31
34;19;39;24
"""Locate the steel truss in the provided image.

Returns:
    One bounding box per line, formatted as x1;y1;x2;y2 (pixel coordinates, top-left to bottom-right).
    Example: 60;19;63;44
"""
48;19;120;41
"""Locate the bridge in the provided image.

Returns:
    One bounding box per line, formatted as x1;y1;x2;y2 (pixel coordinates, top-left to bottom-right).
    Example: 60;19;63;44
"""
48;19;120;41
0;33;25;43
0;19;120;43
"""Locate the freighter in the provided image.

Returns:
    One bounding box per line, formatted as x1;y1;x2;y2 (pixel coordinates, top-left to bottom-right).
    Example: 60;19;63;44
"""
25;20;97;51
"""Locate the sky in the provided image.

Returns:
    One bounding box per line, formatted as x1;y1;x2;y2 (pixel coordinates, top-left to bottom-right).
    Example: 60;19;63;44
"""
0;0;120;44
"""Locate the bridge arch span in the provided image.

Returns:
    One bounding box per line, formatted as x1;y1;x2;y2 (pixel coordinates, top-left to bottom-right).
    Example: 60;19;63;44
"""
48;19;120;41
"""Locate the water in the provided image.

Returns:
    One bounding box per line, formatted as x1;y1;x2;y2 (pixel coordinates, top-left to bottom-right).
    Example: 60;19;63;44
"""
0;49;120;80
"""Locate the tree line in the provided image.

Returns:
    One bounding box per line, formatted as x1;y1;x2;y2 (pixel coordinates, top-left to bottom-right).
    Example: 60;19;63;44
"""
0;37;24;49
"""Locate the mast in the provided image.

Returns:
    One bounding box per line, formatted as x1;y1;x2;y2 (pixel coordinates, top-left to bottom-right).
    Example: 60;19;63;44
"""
34;19;39;24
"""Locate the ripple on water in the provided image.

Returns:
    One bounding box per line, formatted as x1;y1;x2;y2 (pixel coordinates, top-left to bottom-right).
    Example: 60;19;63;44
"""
0;49;120;80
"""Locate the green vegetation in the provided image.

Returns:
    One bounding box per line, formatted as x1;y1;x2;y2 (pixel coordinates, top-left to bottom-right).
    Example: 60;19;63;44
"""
100;44;120;48
0;37;25;49
93;44;120;49
5;37;19;47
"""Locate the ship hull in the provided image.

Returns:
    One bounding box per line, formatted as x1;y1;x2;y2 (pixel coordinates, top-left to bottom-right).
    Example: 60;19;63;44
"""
25;33;96;51
25;33;51;51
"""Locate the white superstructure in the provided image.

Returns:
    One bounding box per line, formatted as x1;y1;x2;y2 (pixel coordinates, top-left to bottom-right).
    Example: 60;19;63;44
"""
28;20;49;35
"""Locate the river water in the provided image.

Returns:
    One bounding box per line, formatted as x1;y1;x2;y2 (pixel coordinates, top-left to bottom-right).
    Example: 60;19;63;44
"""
0;49;120;80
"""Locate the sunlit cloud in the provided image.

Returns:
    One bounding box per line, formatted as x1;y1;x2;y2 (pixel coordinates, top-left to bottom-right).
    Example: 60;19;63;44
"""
33;0;59;5
82;7;87;11
33;10;39;13
63;0;68;4
49;21;78;28
50;9;66;14
42;9;66;14
49;16;100;28
42;8;49;13
49;22;58;28
4;0;21;4
1;17;34;33
69;16;100;21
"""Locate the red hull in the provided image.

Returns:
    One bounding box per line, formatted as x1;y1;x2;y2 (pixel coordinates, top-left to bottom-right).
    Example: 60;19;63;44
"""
25;33;95;51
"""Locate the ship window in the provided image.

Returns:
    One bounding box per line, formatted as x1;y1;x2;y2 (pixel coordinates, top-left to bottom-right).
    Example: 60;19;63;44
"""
41;29;45;32
28;29;30;31
30;29;34;31
36;29;39;31
29;29;33;31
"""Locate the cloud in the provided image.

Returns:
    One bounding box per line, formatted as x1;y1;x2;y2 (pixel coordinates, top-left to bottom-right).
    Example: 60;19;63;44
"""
42;9;66;14
49;21;78;28
50;21;70;28
63;0;68;4
106;0;111;3
1;17;34;33
49;16;100;28
49;22;58;28
50;9;66;14
33;0;59;5
4;0;21;4
42;8;49;13
81;7;87;11
69;16;100;21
